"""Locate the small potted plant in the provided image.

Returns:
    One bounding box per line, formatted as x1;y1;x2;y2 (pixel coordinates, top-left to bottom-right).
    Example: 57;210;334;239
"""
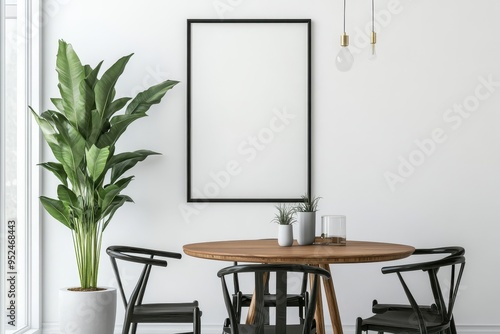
272;204;296;246
295;194;321;245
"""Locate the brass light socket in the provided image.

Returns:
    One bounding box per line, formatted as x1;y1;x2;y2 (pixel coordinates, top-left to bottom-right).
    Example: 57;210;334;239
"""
340;33;349;47
370;31;377;45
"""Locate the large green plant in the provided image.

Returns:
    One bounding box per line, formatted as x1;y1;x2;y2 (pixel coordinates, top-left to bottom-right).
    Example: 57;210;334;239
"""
31;40;178;290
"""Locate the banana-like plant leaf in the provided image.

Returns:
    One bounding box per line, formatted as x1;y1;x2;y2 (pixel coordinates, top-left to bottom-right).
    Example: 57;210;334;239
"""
57;184;79;209
72;168;90;198
40;196;73;229
56;40;85;129
102;195;133;230
126;80;179;115
39;162;68;186
40;108;62;122
96;112;146;148
76;82;93;140
45;137;66;168
108;149;158;166
86;145;110;182
104;97;131;120
31;109;67;165
53;120;86;173
88;109;103;146
31;108;58;146
43;110;86;171
84;61;103;86
109;150;160;183
100;176;134;211
80;62;102;106
83;64;92;77
77;64;102;140
50;98;65;113
94;54;133;117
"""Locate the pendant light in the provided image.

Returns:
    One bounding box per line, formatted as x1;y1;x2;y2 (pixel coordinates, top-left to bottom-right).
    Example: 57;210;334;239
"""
369;0;377;60
335;0;354;72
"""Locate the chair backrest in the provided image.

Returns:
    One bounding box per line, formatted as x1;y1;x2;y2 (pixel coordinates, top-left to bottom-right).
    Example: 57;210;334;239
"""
232;261;308;294
231;261;309;323
412;246;465;257
106;245;182;310
382;251;465;332
218;264;331;334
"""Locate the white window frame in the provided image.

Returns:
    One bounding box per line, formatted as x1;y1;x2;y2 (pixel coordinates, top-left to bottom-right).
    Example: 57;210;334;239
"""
1;0;41;333
0;1;4;330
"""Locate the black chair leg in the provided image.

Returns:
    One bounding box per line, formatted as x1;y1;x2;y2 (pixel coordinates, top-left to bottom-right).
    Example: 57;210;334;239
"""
355;317;362;334
450;316;457;334
122;319;131;334
131;322;138;334
222;317;230;334
194;306;201;334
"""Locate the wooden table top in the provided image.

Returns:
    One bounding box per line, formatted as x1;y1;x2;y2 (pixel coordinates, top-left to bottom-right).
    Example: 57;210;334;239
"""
183;239;415;264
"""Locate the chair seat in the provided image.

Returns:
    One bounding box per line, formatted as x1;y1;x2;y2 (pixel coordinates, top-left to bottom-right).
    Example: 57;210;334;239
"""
361;309;449;333
223;324;311;334
372;302;436;314
131;302;200;323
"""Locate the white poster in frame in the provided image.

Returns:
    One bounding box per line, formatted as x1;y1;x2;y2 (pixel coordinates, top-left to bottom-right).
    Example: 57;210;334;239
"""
187;19;311;202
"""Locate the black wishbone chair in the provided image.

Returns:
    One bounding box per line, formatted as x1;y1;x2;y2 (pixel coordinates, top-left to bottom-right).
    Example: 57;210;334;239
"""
218;263;331;334
107;245;202;334
230;261;309;324
370;247;465;332
355;247;465;334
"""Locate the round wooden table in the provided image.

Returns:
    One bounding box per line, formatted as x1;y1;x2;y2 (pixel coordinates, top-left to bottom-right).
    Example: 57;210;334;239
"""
183;239;414;334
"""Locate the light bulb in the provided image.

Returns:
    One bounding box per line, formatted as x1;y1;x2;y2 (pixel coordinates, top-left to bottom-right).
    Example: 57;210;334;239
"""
336;34;354;72
369;43;377;61
369;31;377;61
336;46;354;72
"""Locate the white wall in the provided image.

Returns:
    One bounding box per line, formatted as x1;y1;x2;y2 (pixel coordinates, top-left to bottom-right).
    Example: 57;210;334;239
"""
41;0;500;332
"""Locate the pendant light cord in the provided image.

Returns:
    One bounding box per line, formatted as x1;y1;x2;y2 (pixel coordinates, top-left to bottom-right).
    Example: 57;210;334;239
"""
371;0;375;32
343;0;346;33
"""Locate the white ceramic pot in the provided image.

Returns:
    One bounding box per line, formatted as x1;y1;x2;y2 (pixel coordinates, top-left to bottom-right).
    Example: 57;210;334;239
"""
296;211;316;245
59;287;116;334
278;224;293;247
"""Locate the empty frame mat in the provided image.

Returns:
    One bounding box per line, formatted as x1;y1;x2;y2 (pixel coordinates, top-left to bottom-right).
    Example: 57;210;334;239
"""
188;19;311;202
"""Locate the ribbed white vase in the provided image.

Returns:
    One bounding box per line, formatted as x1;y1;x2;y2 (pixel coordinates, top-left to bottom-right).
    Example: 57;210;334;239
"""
59;287;116;334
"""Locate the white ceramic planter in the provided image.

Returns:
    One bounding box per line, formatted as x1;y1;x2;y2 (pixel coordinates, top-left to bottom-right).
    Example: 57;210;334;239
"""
296;212;316;245
59;287;116;334
278;224;293;247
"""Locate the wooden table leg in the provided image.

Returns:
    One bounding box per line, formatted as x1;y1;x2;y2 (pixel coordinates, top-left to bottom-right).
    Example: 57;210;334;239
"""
320;263;343;334
246;271;269;324
311;272;325;334
246;291;257;324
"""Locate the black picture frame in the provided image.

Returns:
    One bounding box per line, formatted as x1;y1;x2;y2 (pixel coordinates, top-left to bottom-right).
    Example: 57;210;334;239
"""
187;19;311;202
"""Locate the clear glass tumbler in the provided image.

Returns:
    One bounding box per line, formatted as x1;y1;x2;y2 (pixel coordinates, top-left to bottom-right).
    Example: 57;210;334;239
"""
321;215;346;245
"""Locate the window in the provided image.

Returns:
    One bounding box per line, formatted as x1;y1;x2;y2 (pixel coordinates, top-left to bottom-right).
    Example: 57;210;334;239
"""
1;0;41;333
